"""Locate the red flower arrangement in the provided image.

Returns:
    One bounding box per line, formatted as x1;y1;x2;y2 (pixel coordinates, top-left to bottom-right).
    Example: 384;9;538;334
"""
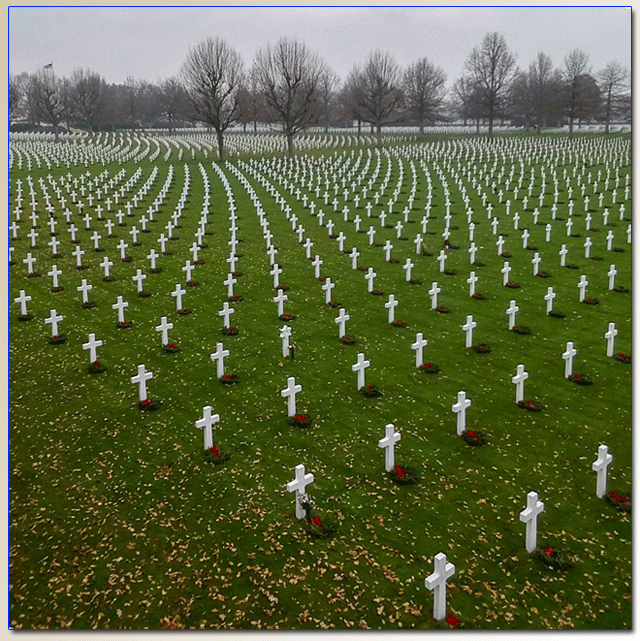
82;301;97;309
501;252;512;258
613;285;629;293
568;373;592;386
186;279;198;287
536;546;573;571
473;260;485;267
391;319;408;328
566;263;579;269
387;464;418;485
49;334;67;345
371;289;384;296
178;307;192;315
471;292;486;300
505;281;521;289
204;444;230;464
89;361;107;374
279;313;297;321
327;300;343;308
360;385;382;398
473;343;491;353
288;413;313;428
139;290;152;298
341;336;357;345
408;278;422;285
436;305;450;313
445;615;460;630
139;398;161;411
518;399;543;412
227;295;244;303
52;286;64;293
613;352;631;364
419;362;440;374
582;297;599;305
444;268;456;275
512;325;531;335
221;327;239;335
462;429;486;446
117;320;133;329
164;343;180;353
605;491;631;513
394;465;408;480
548;309;566;318
220;373;239;385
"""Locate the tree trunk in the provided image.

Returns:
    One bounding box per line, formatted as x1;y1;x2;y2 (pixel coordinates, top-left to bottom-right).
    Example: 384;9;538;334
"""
54;123;59;143
287;131;294;156
376;123;382;148
216;129;224;162
419;121;424;135
357;120;361;136
168;113;173;135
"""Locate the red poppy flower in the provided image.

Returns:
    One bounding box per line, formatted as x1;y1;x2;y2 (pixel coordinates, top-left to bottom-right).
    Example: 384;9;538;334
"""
466;430;477;439
543;547;554;557
574;375;581;381
167;343;177;349
423;363;432;368
610;492;630;503
310;516;323;529
294;414;307;422
445;615;459;629
209;445;221;457
93;361;101;367
394;465;408;479
141;399;150;406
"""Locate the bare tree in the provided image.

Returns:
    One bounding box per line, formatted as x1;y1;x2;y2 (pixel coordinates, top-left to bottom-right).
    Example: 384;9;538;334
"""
9;74;23;124
528;53;556;133
181;37;244;160
254;38;325;155
598;61;630;133
69;68;107;132
402;57;447;133
27;68;68;141
451;75;484;131
349;50;403;146
237;64;267;133
339;68;367;134
157;76;187;134
563;49;590;135
465;32;517;137
317;67;340;132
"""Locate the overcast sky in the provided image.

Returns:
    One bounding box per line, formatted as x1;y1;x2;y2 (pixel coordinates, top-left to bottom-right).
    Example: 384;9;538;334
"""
9;5;631;86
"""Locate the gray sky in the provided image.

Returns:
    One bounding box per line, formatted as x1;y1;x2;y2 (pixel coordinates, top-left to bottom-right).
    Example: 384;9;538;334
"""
9;5;631;86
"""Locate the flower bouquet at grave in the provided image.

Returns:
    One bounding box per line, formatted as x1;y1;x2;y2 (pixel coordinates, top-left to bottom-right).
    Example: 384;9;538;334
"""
178;307;191;316
505;282;521;289
89;360;107;374
419;362;440;374
288;413;313;429
589;227;600;232
612;247;625;253
52;285;64;293
387;464;418;485
103;275;115;282
473;343;492;354
471;292;487;300
327;300;343;308
49;334;67;345
371;289;384;296
194;258;206;265
357;265;368;271
613;352;631;364
511;325;531;335
227;295;244;303
389;257;400;264
122;256;132;263
220;373;239;385
391;319;408;328
298;494;338;539
548;310;566;318
186;279;198;287
27;271;41;278
82;300;97;310
360;385;382;398
203;444;230;465
442;615;473;630
473;260;485;267
526;245;538;251
138;290;152;298
318;275;327;282
18;313;33;322
444;268;456;275
139;398;161;411
221;326;239;336
536;546;574;572
279;313;297;322
501;252;512;258
163;343;180;354
613;285;629;293
436;305;450;314
566;263;579;269
582;297;599;305
75;265;88;271
276;284;290;292
117;320;133;329
408;278;422;285
340;336;357;345
232;271;243;278
517;399;544;412
605;491;631;513
462;429;486;446
568;373;592;386
536;271;551;279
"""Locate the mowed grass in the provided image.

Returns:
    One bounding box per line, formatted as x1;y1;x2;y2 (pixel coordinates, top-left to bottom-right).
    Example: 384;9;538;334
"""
9;133;631;629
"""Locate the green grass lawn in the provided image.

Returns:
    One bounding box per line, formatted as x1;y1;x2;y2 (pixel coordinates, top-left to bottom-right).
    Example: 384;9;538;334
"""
9;132;631;629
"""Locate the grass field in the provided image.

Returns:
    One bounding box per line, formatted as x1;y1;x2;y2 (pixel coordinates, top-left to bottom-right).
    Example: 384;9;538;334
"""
9;131;631;629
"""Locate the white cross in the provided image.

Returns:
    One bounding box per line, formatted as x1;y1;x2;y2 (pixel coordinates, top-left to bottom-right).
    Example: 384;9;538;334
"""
210;342;230;378
336;231;346;252
335;307;350;338
607;264;617;290
303;238;313;259
82;333;103;364
286;464;314;520
606;230;614;251
195;406;219;450
385;294;398;323
466;271;478;297
117;239;128;260
312;255;323;279
428;282;441;310
44;308;63;337
367;226;376;246
512;363;529;403
496;235;505;255
100;256;113;278
544;287;556;314
77;279;92;304
425;553;455;622
468;241;477;264
377;423;401;472
383;239;393;262
349;247;360;270
218;302;235;329
559;244;568;267
437;250;447;273
521;228;529;248
577;274;588;302
133;269;146;293
462;315;476;348
506;299;519;330
47;264;62;289
112;295;129;323
501;261;511;286
403;258;414;282
280;324;292;358
48;236;60;255
562;341;577;378
131;364;154;402
352;352;370;390
592;444;613;499
414;233;423;255
172;283;186;311
270;263;282;288
182;260;195;283
519;491;545;553
531;252;541;276
604;322;618;357
224;273;237;298
322;277;334;304
545;223;551;242
584;237;592;258
365;268;376;292
273;289;288;317
452;390;471;435
281;376;302;417
155;316;173;346
411;332;428;367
